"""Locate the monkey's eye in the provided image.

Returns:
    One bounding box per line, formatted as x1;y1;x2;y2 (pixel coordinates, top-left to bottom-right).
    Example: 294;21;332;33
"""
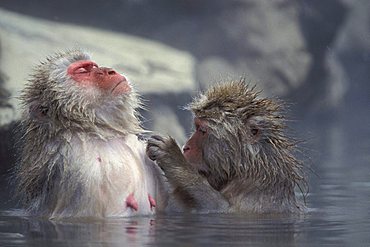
198;126;207;135
75;67;89;73
251;128;259;136
74;63;98;74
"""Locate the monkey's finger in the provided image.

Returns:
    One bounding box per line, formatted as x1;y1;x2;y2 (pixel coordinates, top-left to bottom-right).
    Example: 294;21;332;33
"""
147;137;166;148
146;141;161;149
147;151;157;161
149;135;166;142
146;146;160;161
148;154;157;161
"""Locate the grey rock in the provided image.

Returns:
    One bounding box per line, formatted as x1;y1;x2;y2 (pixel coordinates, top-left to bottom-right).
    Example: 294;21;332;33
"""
149;105;187;145
331;0;370;104
0;8;195;126
149;1;312;97
206;1;311;96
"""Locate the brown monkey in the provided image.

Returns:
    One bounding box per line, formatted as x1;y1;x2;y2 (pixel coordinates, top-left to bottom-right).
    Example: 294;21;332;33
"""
15;50;167;218
147;80;306;214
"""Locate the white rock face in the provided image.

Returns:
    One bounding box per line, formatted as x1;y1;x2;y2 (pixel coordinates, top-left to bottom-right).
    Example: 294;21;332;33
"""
0;8;195;125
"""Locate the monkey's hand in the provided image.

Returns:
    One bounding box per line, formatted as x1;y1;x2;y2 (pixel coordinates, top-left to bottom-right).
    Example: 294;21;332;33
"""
147;135;229;212
146;135;198;186
146;135;188;171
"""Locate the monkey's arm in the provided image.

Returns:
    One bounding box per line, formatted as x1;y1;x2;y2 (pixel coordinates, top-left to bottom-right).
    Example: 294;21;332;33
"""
146;135;229;212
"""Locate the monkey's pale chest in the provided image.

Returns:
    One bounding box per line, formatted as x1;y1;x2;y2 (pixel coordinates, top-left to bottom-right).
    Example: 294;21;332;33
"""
66;134;158;217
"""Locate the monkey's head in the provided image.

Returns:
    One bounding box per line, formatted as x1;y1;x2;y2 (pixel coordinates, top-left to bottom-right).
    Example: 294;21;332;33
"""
183;80;304;191
21;49;142;136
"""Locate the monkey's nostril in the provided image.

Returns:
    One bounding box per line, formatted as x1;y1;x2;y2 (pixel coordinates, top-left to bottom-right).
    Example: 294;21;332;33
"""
183;146;190;153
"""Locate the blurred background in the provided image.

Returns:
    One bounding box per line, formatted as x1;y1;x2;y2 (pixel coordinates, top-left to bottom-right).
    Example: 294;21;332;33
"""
0;0;369;214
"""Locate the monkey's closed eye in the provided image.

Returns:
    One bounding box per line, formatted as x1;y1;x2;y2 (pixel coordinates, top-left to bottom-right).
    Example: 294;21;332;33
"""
75;67;88;74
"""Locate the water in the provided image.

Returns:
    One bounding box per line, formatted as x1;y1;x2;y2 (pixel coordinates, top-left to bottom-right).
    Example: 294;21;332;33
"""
0;210;363;247
0;202;368;247
1;160;369;247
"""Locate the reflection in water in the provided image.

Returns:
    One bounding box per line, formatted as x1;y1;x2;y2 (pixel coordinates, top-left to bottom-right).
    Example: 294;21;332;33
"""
0;212;157;246
0;212;304;246
0;198;369;247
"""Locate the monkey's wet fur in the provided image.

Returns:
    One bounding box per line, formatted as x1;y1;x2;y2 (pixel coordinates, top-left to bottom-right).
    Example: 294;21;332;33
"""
14;50;167;218
147;80;307;214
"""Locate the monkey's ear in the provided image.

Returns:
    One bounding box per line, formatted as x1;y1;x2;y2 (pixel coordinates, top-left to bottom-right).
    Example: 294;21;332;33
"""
29;104;49;121
249;125;261;143
245;116;264;143
250;127;260;139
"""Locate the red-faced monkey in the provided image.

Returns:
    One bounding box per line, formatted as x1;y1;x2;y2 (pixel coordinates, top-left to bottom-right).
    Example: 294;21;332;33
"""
147;80;307;214
16;50;167;219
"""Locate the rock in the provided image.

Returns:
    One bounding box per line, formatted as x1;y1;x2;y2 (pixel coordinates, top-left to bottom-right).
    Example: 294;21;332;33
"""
212;1;311;96
331;0;370;104
156;1;312;97
141;92;194;145
148;105;188;145
292;0;348;113
0;8;195;126
0;71;13;126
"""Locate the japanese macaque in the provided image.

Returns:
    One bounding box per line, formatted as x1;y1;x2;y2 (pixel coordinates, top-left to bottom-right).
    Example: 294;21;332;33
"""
15;50;167;219
147;80;307;214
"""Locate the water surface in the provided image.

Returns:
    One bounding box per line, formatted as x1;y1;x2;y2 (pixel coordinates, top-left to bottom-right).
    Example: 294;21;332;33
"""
1;162;369;247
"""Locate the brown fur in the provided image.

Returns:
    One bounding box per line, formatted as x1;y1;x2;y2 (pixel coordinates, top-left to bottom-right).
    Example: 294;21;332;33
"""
147;79;306;213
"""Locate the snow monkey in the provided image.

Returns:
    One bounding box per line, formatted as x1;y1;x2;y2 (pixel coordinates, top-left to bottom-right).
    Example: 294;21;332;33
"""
147;80;307;214
15;50;167;219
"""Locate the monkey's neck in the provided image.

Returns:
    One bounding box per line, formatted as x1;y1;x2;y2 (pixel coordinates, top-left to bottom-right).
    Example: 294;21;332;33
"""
47;112;143;139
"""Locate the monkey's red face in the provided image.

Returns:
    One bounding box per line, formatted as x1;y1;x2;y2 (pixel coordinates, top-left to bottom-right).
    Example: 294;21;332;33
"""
67;60;131;96
183;118;208;169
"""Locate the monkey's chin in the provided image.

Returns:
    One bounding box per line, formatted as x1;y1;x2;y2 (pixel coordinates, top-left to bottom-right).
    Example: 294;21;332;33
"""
112;81;131;96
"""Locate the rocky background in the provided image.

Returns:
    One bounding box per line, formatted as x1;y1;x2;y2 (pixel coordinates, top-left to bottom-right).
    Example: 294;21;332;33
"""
0;0;369;207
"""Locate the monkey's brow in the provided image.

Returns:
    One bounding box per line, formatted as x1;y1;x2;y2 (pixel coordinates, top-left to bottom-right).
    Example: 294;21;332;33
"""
80;61;98;68
74;61;98;69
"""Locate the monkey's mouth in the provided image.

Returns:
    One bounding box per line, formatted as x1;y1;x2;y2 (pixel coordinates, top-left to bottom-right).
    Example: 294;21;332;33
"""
111;80;131;95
